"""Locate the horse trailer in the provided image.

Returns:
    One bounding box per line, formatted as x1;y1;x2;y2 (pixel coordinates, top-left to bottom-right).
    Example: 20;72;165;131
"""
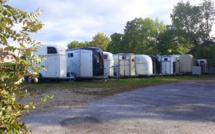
160;56;174;75
196;59;208;74
179;54;194;74
135;55;153;76
66;47;105;79
150;56;161;75
114;53;136;77
26;44;74;83
103;52;114;77
171;55;180;75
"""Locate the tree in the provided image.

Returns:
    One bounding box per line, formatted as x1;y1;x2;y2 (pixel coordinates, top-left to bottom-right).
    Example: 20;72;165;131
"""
90;32;110;51
121;17;165;55
171;1;201;47
190;43;215;67
0;0;44;133
171;0;215;47
67;40;90;49
199;0;215;44
157;27;191;55
106;33;123;53
121;17;144;53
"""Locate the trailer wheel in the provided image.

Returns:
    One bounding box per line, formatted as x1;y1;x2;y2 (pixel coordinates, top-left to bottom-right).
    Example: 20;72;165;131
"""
27;77;33;83
33;78;39;83
26;76;40;83
24;76;28;82
38;73;43;83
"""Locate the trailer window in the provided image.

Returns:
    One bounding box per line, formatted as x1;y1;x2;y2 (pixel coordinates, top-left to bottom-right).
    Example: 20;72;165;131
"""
47;47;57;54
164;58;168;61
122;55;126;60
176;58;179;61
103;55;108;59
68;53;73;57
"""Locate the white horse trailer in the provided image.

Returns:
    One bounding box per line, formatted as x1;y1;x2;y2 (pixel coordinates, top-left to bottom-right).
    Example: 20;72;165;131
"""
103;52;114;77
179;54;194;74
114;53;136;77
26;44;74;83
66;47;105;79
160;56;174;75
135;55;153;76
150;56;161;75
196;59;208;74
113;54;119;76
171;55;180;75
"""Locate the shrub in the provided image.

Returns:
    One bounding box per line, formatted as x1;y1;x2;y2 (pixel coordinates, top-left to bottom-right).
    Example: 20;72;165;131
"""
0;1;44;133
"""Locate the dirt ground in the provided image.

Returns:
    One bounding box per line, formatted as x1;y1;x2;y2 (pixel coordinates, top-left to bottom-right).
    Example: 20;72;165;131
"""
19;87;103;115
21;78;215;134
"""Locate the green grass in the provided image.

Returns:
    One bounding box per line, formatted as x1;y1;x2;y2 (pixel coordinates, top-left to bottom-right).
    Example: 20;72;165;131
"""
21;74;215;96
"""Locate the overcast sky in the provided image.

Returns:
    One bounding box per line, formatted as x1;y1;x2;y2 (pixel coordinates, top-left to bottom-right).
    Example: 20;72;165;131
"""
7;0;214;47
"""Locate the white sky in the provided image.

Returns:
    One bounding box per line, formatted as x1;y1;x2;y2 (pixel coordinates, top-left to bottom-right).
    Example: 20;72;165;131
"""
6;0;214;47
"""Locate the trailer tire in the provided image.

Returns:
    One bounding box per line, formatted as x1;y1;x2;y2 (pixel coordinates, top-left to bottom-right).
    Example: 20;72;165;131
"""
38;73;43;83
33;78;39;83
27;77;33;83
24;76;28;82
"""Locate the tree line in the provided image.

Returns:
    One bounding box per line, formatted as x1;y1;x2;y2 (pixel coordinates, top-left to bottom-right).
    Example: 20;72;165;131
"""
68;0;215;62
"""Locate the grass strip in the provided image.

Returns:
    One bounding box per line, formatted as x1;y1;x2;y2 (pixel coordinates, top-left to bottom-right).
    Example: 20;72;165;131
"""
21;74;215;96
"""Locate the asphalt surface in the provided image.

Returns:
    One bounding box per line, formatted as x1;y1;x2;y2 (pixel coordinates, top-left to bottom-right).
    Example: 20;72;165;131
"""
22;78;215;134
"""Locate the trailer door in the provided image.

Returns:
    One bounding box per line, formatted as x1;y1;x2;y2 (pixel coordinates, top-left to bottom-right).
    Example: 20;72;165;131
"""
161;57;171;75
119;55;126;76
80;50;93;77
45;55;58;77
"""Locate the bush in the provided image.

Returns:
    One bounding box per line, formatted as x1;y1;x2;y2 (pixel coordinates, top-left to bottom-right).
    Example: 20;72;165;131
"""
0;1;44;133
190;44;215;67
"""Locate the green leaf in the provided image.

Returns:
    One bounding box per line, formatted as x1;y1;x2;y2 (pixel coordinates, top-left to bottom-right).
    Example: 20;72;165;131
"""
0;2;45;133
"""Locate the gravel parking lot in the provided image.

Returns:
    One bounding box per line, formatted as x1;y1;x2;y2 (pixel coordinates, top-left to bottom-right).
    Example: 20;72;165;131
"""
22;78;215;134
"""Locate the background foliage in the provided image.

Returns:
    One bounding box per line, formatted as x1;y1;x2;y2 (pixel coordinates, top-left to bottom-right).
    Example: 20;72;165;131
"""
68;0;215;64
68;32;110;51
